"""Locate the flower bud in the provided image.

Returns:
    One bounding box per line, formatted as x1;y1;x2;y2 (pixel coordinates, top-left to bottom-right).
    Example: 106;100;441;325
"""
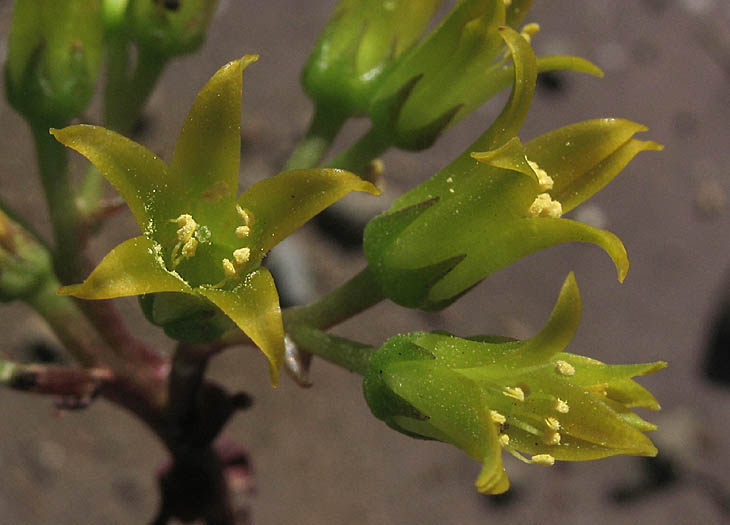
0;210;52;302
5;0;104;123
127;0;218;58
363;273;665;494
301;0;442;118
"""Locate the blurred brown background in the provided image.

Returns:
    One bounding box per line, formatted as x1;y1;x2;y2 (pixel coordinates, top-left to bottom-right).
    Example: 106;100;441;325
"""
1;0;728;523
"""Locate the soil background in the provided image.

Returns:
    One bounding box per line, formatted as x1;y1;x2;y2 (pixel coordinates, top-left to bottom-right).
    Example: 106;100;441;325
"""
1;1;729;523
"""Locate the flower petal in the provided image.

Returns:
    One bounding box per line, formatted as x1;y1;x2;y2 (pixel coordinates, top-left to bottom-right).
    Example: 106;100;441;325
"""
58;236;190;299
169;55;258;219
384;361;510;494
424;216;629;304
239;168;379;258
198;267;284;386
50;126;173;235
525;119;663;212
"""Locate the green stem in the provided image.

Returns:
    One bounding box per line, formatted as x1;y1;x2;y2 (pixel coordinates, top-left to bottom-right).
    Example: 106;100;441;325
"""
104;37;167;134
283;266;385;331
30;121;83;284
25;276;107;367
284;104;348;170
287;325;375;376
326;126;391;175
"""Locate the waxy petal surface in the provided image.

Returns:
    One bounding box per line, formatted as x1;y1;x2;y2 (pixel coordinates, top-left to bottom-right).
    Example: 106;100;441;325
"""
58;236;190;299
199;267;284;386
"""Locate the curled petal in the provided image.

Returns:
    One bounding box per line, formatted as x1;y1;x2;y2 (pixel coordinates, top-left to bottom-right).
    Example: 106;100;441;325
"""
525;119;663;212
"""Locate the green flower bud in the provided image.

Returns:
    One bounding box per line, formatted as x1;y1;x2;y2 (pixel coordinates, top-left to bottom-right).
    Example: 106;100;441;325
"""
301;0;442;118
127;0;218;58
4;0;104;124
0;210;52;303
363;273;665;494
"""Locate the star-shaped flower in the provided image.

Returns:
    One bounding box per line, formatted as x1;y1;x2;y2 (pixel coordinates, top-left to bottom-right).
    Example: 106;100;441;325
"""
364;273;666;494
52;55;378;384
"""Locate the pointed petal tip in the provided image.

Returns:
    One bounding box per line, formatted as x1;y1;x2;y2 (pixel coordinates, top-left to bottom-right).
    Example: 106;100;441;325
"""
56;284;79;297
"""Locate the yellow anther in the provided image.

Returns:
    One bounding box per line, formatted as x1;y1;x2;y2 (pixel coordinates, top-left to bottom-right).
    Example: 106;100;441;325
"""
554;398;570;414
236;204;251;226
222;258;237;279
527;159;554;191
520;23;540;43
543;431;562;446
499;434;510;446
181;238;198;258
233;247;250;266
528;193;563;218
503;386;525;402
490;410;507;425
235;225;250;239
545;417;561;431
531;454;555;466
175;214;197;242
555;360;576;376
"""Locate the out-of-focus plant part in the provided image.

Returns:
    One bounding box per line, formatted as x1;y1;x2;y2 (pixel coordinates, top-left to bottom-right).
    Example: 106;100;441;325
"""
0;210;51;303
4;0;104;124
364;21;662;311
127;0;219;59
364;273;666;494
51;56;378;385
366;1;601;151
301;0;443;119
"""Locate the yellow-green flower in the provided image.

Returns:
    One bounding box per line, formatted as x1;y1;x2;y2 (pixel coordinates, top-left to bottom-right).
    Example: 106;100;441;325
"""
364;24;662;310
52;56;378;385
363;273;665;494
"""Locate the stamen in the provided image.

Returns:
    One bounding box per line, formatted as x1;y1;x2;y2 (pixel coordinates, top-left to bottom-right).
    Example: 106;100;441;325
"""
531;454;555;466
527;159;554;191
236;205;251;226
499;434;510;447
235;225;250;239
175;214;197;242
233;247;250;266
528;193;562;218
545;417;561;431
543;430;561;446
520;23;540;44
490;410;507;425
222;258;237;279
503;386;525;402
181;238;198;258
555;360;576;376
553;398;570;413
